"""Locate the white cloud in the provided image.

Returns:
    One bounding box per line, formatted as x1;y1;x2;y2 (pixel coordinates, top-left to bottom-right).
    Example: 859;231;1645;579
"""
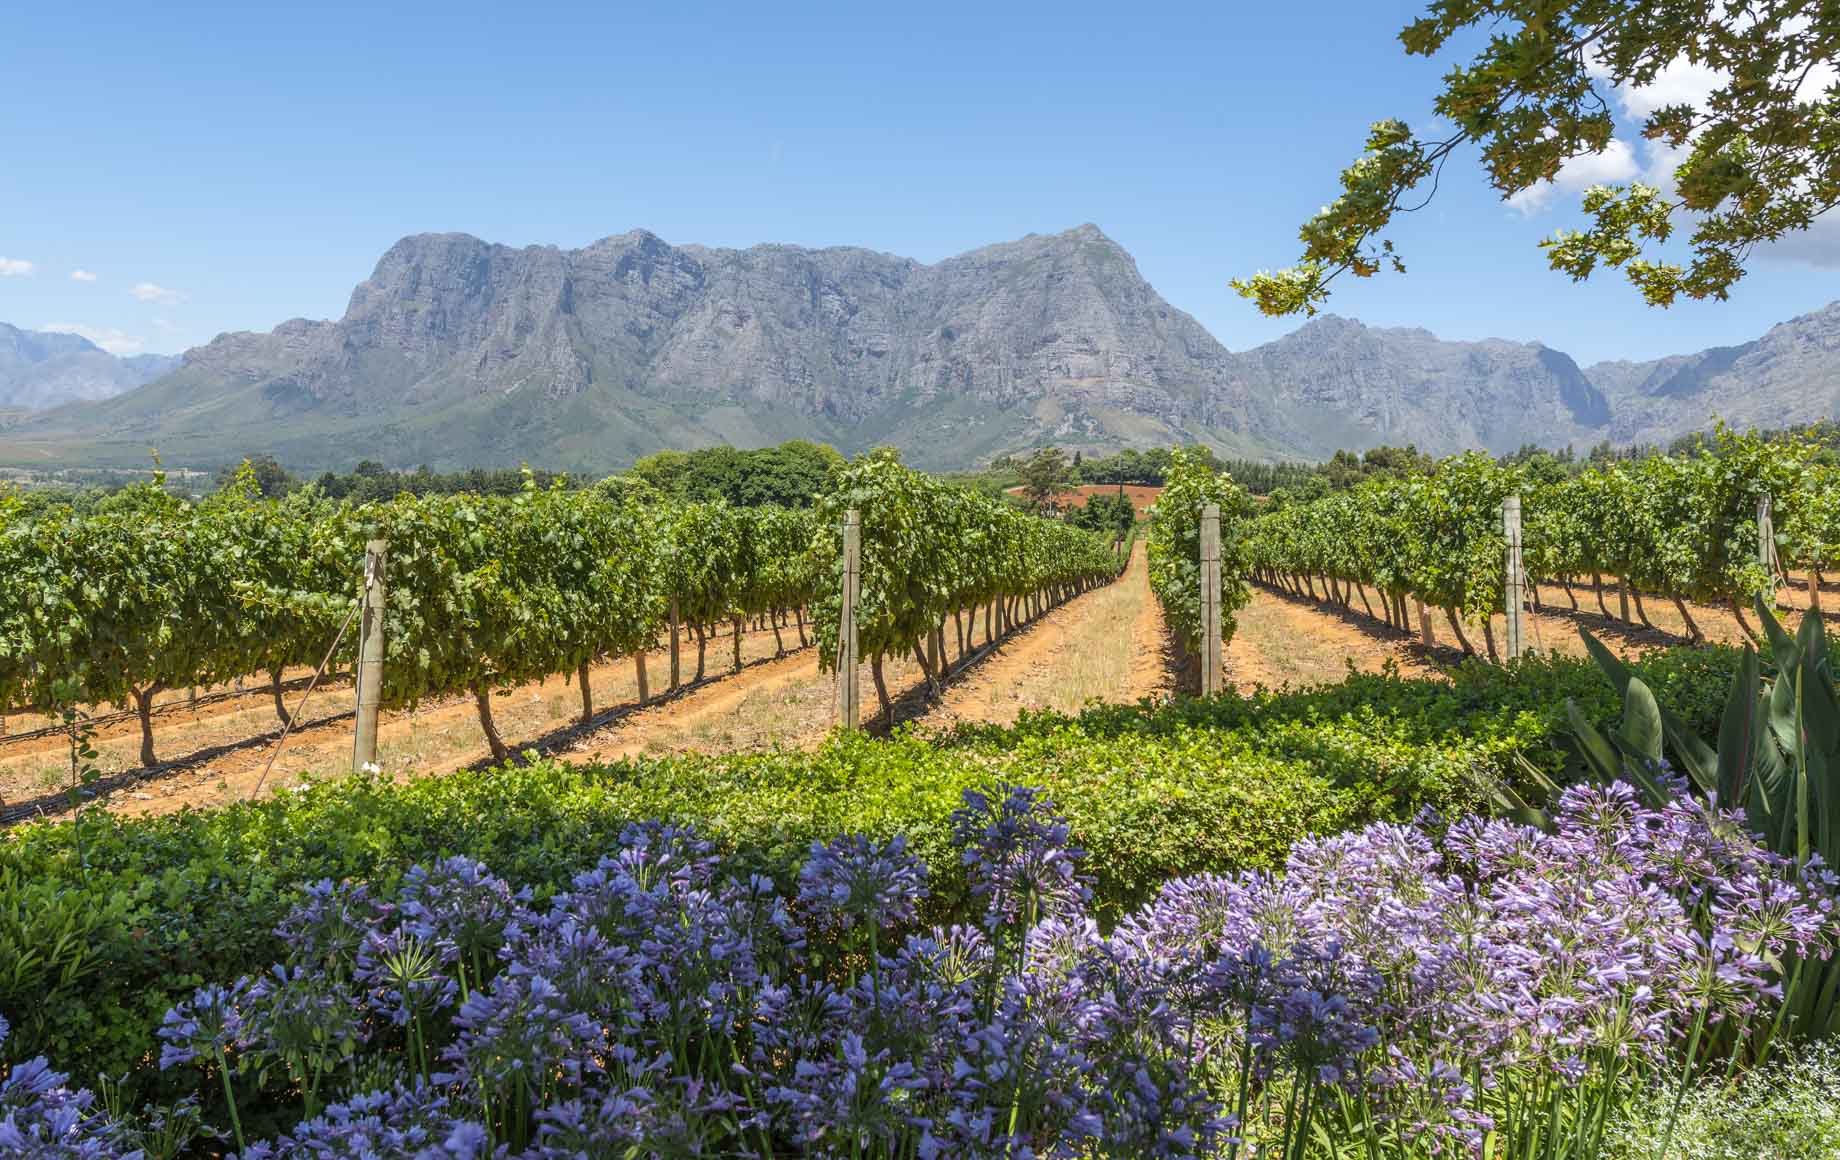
0;257;34;277
1507;137;1641;214
1616;57;1726;122
41;323;145;356
129;281;186;304
1607;37;1835;194
1760;214;1840;269
1613;35;1839;247
69;268;98;282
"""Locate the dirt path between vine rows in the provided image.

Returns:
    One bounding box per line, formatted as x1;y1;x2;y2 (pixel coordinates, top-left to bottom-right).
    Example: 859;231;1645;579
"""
1222;573;1837;693
1224;587;1446;691
571;546;1158;755
910;543;1170;728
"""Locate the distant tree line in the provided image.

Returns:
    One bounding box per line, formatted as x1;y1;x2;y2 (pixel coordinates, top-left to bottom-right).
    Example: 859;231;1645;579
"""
1064;490;1137;540
196;441;847;508
14;423;1834;523
993;444;1321;496
994;420;1840;516
993;447;1200;487
309;461;576;501
623;441;843;507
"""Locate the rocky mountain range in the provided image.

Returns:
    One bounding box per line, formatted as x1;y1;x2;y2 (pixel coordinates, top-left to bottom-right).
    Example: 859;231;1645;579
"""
1584;302;1840;446
0;324;179;412
2;226;1836;471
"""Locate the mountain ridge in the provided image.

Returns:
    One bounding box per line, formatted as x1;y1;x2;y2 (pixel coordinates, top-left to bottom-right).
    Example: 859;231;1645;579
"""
5;226;1838;471
0;323;180;412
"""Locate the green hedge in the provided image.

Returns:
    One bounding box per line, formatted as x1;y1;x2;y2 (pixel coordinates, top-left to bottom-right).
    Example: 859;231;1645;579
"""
0;641;1744;1087
954;645;1744;778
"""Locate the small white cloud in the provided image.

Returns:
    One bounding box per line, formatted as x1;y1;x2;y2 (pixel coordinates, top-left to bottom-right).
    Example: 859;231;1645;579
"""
1506;186;1554;214
40;323;146;356
1604;41;1833;193
130;281;186;304
69;268;98;282
1760;214;1840;269
0;257;34;277
1564;36;1840;246
1507;137;1641;214
1616;57;1727;122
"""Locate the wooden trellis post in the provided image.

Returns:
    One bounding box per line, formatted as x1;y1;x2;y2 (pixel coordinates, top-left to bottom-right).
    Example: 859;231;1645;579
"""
1759;494;1785;607
836;509;861;731
1417;598;1436;648
668;596;682;690
1503;496;1525;659
352;540;387;772
1200;503;1223;696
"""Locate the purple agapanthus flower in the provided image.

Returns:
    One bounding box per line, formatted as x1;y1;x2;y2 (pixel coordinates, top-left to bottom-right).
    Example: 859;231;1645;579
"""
950;785;1093;931
155;980;251;1070
797;833;928;931
102;777;1840;1158
233;1083;485;1159
0;1054;140;1159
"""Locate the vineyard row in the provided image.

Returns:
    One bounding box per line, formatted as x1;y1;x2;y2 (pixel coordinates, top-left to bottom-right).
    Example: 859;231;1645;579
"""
1;456;1123;768
1240;429;1837;658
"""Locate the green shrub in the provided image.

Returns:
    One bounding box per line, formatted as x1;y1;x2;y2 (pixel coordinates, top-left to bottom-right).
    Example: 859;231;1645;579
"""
1605;1043;1840;1159
955;644;1744;784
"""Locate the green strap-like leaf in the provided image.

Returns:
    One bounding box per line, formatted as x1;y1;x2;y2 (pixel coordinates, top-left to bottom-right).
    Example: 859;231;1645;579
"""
1565;698;1623;785
1614;677;1664;767
1757;591;1797;665
1578;626;1717;793
1716;646;1761;807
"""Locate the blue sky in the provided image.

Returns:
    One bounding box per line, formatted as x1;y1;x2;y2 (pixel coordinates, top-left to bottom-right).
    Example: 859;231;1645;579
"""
3;0;1835;364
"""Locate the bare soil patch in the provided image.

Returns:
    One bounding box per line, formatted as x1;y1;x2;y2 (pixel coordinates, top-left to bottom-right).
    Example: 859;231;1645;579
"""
1005;484;1163;513
1225;587;1446;692
1226;571;1835;695
915;543;1166;728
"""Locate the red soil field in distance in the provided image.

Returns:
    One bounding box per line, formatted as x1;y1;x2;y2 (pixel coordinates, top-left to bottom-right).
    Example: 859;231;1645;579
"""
1006;483;1163;513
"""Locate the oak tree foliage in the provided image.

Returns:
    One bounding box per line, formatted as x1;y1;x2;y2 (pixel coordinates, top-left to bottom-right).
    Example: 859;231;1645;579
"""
1235;1;1840;315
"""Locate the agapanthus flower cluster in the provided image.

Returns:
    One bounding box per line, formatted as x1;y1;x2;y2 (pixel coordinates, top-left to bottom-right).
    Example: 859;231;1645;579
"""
796;832;927;931
155;980;252;1070
276;877;389;973
398;857;533;990
0;1019;140;1159
951;784;1093;931
1111;781;1840;1149
52;779;1835;1158
236;1084;486;1159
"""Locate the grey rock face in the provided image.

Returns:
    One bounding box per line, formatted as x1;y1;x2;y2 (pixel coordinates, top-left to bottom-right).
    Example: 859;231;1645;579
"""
1587;302;1840;443
191;225;1253;423
16;226;1840;470
65;225;1273;467
1228;315;1613;458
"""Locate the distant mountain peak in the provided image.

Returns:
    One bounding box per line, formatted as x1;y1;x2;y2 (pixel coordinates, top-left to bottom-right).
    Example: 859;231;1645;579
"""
5;227;1839;473
0;323;179;412
1;321;101;359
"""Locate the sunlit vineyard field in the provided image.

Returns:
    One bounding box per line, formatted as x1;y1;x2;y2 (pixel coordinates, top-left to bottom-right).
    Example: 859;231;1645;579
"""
5;441;1840;1158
